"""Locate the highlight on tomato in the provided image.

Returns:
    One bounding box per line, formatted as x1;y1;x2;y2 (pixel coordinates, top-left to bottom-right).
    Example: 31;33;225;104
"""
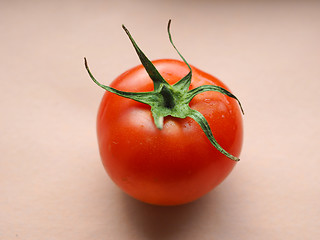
85;20;244;206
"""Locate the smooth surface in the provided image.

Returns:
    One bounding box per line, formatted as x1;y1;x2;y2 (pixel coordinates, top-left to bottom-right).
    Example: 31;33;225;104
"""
1;0;319;239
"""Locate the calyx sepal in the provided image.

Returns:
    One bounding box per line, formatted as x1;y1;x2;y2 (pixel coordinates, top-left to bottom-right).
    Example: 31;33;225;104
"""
85;20;244;161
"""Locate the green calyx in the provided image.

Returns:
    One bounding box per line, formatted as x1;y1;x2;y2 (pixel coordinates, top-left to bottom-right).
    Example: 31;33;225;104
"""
84;20;244;161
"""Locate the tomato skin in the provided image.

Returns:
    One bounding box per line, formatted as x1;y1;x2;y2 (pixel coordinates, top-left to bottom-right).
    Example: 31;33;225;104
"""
97;59;243;206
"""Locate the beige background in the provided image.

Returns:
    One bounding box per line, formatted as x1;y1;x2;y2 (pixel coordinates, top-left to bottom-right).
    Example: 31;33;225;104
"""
1;0;319;239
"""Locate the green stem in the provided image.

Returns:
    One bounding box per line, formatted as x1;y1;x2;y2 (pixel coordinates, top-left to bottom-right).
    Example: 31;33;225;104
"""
159;85;175;109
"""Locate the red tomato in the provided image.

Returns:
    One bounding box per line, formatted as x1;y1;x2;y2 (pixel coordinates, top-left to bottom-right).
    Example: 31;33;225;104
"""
96;59;243;205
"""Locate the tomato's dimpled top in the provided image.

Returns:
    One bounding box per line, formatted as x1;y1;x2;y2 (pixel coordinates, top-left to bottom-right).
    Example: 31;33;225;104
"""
97;59;243;206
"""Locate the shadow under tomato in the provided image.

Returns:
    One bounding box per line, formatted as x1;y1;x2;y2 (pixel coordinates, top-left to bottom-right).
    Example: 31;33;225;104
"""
120;191;224;240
